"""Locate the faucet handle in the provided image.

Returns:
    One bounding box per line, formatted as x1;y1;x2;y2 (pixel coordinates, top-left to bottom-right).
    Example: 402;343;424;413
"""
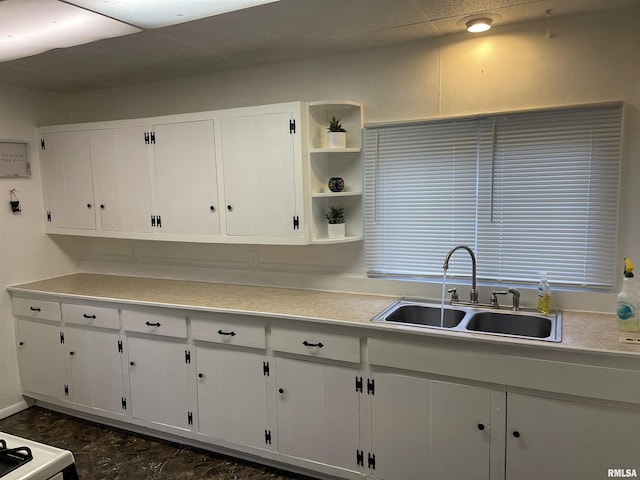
491;290;508;308
447;288;458;303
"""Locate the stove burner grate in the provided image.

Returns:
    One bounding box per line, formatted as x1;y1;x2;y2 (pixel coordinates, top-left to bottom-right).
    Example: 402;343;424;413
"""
0;439;34;478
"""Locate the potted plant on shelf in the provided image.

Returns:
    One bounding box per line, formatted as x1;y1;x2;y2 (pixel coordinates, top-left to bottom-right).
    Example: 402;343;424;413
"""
327;116;347;148
325;205;346;239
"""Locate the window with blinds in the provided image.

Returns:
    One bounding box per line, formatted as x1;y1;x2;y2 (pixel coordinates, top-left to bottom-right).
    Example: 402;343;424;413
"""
364;103;622;289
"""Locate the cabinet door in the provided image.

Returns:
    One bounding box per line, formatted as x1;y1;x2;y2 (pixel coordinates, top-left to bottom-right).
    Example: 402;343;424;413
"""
41;131;96;229
91;126;154;232
370;372;430;480
153;120;220;235
220;109;300;238
371;374;493;480
275;357;359;471
16;320;66;399
127;336;190;430
195;346;268;449
65;326;125;415
430;381;492;480
507;393;640;480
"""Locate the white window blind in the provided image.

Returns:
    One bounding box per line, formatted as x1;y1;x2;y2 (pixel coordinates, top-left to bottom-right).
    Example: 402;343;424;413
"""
364;103;622;289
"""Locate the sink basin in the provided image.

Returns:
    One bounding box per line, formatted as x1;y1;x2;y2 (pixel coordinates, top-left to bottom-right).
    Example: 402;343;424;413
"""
465;311;553;339
373;300;467;328
385;304;466;328
373;298;562;342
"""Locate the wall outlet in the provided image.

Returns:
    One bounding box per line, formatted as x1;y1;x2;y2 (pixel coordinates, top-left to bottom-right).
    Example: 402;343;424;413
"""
248;251;259;268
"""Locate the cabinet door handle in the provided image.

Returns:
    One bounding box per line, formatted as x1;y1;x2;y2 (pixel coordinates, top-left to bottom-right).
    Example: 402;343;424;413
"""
130;361;135;366
86;203;92;209
29;306;41;312
477;423;485;431
210;205;215;212
198;373;204;378
217;329;236;336
100;204;105;209
145;321;161;327
70;351;75;356
303;341;324;348
83;314;96;319
512;430;521;438
227;205;233;211
278;388;284;394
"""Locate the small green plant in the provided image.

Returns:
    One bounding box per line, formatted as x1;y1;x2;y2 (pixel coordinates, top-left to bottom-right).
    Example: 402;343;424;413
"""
325;205;345;224
327;116;347;133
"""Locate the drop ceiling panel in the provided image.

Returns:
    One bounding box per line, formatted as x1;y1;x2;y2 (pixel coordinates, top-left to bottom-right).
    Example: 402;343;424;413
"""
0;0;637;92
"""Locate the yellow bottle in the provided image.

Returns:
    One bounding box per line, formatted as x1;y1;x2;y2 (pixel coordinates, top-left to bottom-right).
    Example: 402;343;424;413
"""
537;273;551;314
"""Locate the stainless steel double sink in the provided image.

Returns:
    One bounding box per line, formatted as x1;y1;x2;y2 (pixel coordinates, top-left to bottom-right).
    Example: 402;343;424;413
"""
373;298;562;342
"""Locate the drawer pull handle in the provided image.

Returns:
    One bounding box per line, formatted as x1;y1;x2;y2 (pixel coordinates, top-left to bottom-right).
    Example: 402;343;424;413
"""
83;314;97;319
217;329;236;336
145;321;161;327
512;431;521;438
29;307;41;312
303;341;324;348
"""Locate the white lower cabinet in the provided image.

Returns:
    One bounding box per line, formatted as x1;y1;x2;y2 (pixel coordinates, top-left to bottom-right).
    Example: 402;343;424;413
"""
369;372;495;480
195;346;269;449
65;326;125;415
123;310;191;431
274;357;360;472
16;319;66;401
506;392;640;480
127;335;191;430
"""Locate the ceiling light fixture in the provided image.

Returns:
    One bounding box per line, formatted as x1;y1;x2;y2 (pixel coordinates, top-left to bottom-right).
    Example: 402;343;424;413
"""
466;18;493;33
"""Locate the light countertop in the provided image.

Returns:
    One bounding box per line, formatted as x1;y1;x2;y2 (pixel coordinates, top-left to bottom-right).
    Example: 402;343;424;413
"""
8;273;640;357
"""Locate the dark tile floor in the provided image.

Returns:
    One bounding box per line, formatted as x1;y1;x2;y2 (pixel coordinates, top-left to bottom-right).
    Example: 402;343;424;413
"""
0;406;315;480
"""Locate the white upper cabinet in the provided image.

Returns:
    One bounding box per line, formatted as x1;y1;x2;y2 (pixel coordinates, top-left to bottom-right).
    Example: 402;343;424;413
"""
91;125;154;233
37;101;328;244
219;103;304;241
152;120;220;236
41;131;96;230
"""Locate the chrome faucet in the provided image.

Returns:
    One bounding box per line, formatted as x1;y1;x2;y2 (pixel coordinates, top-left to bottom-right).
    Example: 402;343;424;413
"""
443;245;478;304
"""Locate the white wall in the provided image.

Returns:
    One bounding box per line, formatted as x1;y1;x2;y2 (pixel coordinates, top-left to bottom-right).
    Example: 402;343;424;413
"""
49;5;640;314
0;87;78;413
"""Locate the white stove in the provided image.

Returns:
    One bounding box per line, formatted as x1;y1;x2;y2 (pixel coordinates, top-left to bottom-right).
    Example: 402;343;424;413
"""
0;433;77;480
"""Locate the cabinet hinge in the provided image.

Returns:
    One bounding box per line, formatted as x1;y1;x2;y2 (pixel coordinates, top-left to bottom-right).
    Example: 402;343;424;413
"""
64;384;69;397
185;350;191;364
59;332;65;344
151;215;156;227
367;378;375;396
40;138;46;150
265;429;272;445
356;449;364;467
150;131;156;144
121;397;127;410
355;376;363;393
156;215;161;228
47;211;52;223
188;411;193;426
263;361;270;376
144;132;150;144
292;215;299;230
117;340;123;353
367;453;376;470
289;119;296;134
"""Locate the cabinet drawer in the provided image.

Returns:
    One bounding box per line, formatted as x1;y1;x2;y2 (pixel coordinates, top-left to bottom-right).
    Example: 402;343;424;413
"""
12;297;60;323
122;310;187;338
191;314;265;349
271;326;360;363
62;303;119;330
